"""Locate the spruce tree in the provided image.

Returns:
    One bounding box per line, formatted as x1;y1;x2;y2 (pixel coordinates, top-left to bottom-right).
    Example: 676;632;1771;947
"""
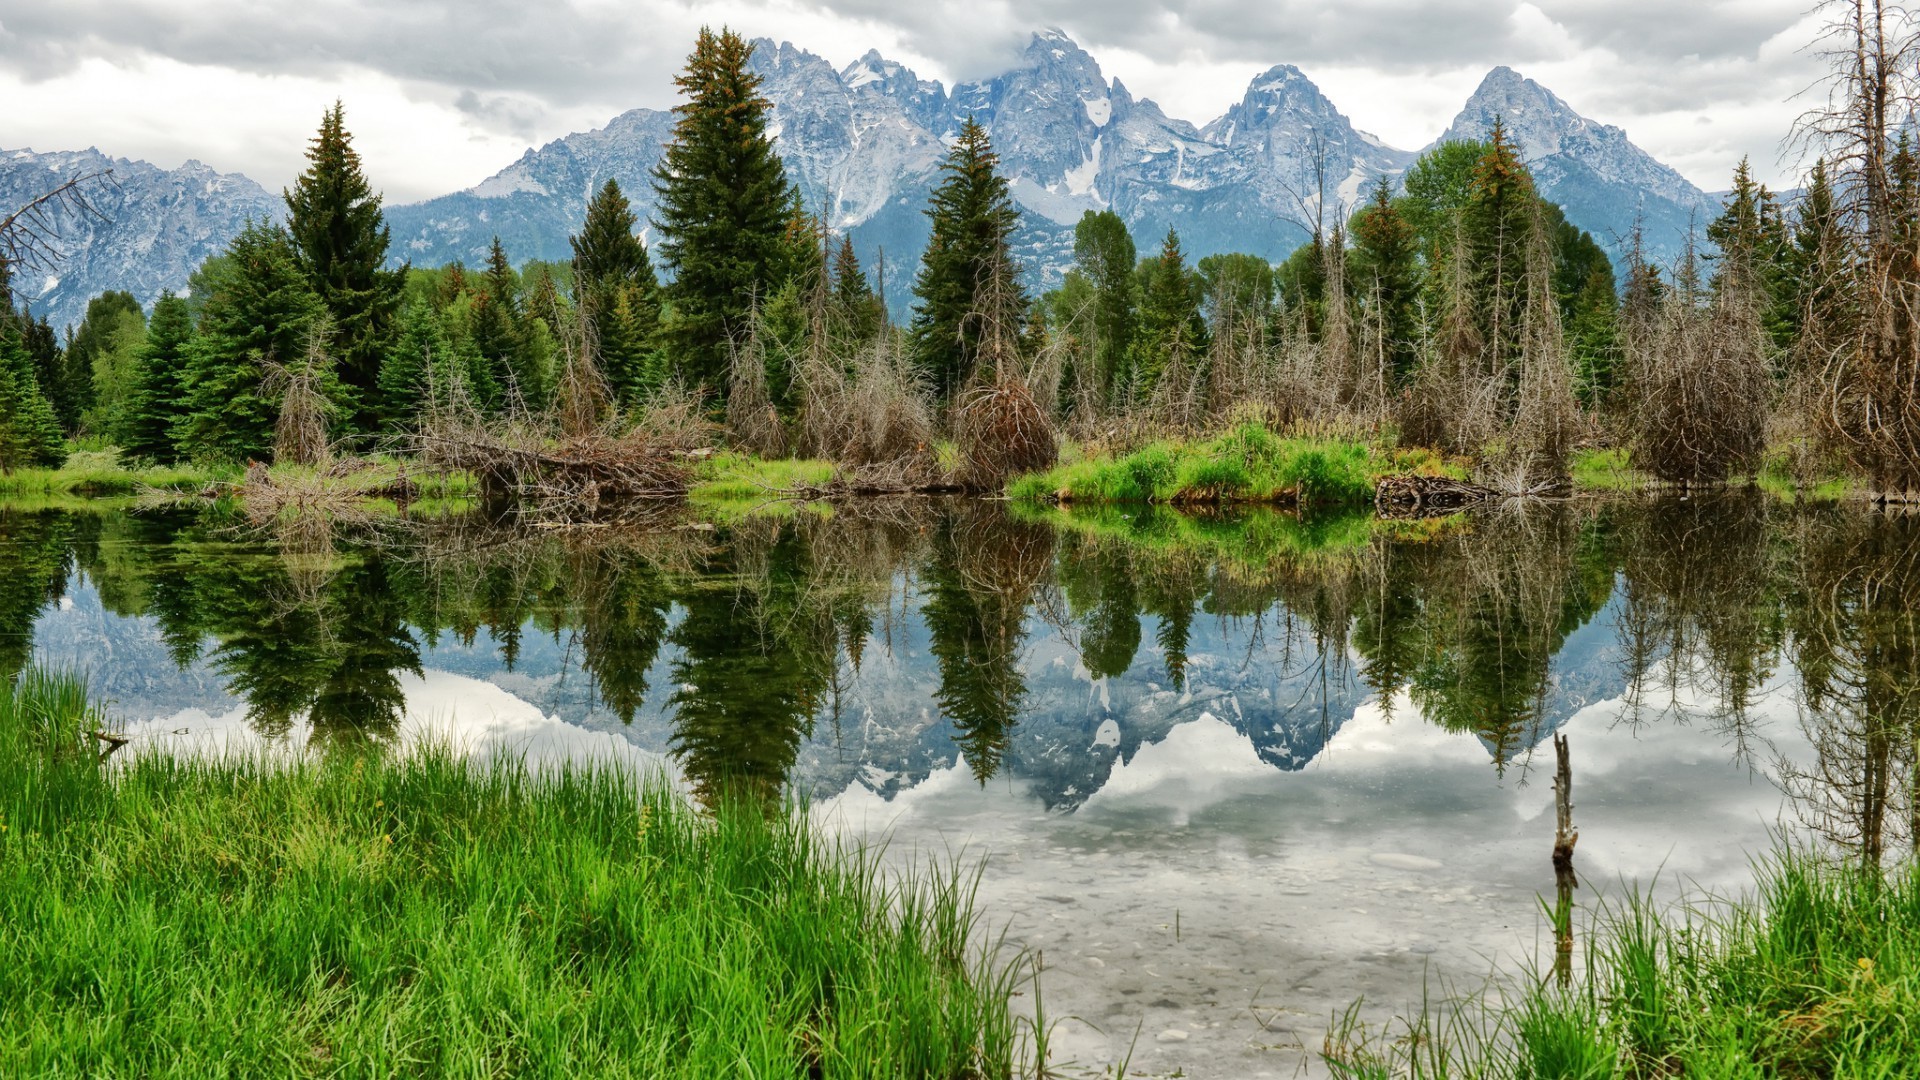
284;101;405;428
652;27;793;398
0;327;65;470
468;238;523;409
176;222;327;461
1131;228;1207;397
1071;209;1138;402
65;290;146;435
910;117;1026;401
571;180;662;408
571;179;654;290
830;235;885;343
1463;118;1537;378
20;315;71;432
1349;179;1422;385
119;292;194;461
376;296;455;429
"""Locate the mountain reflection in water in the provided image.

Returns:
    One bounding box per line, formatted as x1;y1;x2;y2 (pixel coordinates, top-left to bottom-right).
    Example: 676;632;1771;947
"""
5;494;1919;861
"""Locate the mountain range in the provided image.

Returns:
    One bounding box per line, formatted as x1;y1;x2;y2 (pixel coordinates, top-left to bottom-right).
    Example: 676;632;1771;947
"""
3;30;1719;332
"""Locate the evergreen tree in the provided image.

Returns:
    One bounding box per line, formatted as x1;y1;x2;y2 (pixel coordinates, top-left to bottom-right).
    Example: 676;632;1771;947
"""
1348;178;1422;385
376;296;455;429
65;290;146;435
284;101;405;429
16;314;70;432
830;235;885;343
119;292;195;461
652;28;793;398
1463;119;1538;377
1784;159;1845;359
1071;209;1138;402
571;179;662;408
176;222;327;461
910;117;1027;400
1131;228;1208;397
468;238;522;409
570;179;653;290
0;326;65;470
1708;157;1793;349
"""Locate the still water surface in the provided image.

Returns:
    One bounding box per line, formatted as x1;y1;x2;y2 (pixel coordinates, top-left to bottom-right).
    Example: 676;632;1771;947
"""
5;496;1910;1076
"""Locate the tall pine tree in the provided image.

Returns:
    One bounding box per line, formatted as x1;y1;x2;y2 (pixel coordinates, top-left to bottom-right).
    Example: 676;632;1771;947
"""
284;101;405;429
176;222;327;462
1131;228;1208;399
830;235;885;344
652;28;793;398
571;179;662;407
910;117;1026;401
0;326;64;470
118;292;194;461
1348;179;1422;386
1071;209;1138;403
1463;118;1538;379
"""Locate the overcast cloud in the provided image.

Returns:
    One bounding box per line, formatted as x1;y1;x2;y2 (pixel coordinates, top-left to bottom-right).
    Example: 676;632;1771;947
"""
0;0;1830;202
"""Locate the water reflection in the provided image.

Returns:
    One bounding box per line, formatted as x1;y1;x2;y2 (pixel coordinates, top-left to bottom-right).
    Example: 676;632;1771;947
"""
7;495;1920;857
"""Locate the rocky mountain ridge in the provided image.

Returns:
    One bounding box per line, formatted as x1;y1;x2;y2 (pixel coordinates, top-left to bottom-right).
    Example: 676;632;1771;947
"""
4;31;1717;329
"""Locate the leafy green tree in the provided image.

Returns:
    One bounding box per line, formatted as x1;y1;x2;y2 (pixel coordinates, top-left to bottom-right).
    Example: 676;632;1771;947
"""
652;28;793;398
1071;209;1138;401
118;293;195;461
1131;228;1207;397
176;222;327;462
1348;179;1422;385
65;290;147;435
910;117;1027;400
284;102;404;429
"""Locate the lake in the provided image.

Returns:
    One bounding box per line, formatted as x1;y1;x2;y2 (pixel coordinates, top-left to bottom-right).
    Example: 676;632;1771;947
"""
5;494;1910;1076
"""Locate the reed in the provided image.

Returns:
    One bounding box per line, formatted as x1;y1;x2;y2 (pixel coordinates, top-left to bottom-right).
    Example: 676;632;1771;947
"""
0;668;1025;1078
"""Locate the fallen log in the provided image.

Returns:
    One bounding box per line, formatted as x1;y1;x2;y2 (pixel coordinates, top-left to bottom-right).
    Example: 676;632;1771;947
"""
1373;474;1500;516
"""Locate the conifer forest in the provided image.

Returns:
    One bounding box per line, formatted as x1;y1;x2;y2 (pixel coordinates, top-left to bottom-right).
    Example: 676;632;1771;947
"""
13;3;1920;1078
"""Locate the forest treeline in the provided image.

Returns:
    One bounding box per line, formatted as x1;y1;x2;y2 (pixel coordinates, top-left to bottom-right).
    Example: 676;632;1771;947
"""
4;4;1920;495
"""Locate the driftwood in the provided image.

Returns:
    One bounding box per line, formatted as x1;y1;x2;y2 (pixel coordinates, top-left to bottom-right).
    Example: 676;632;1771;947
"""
1550;732;1579;986
1373;473;1500;516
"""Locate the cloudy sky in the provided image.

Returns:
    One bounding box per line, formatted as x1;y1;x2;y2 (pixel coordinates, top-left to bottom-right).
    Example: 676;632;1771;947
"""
0;0;1832;203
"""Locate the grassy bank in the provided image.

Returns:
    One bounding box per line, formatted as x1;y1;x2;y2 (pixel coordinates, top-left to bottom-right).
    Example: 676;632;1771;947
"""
1324;850;1920;1078
0;669;1022;1078
0;448;231;497
1008;425;1463;507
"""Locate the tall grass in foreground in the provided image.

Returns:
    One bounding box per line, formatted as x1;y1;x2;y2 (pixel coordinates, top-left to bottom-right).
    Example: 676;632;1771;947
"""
1323;851;1920;1078
0;669;1023;1078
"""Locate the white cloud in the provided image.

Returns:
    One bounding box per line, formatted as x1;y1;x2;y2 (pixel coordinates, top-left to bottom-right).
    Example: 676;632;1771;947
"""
0;0;1833;198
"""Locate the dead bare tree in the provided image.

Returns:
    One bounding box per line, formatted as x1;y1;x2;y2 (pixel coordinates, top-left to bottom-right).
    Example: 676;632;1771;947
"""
0;171;112;277
1794;0;1920;497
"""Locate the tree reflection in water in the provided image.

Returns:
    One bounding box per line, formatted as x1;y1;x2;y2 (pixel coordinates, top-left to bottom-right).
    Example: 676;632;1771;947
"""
5;494;1920;849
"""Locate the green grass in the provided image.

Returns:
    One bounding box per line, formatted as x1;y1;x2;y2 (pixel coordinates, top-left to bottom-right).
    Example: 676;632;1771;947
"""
1570;447;1644;492
0;447;231;497
690;451;840;501
0;668;1024;1078
1008;424;1433;507
1323;850;1920;1079
1757;450;1858;503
